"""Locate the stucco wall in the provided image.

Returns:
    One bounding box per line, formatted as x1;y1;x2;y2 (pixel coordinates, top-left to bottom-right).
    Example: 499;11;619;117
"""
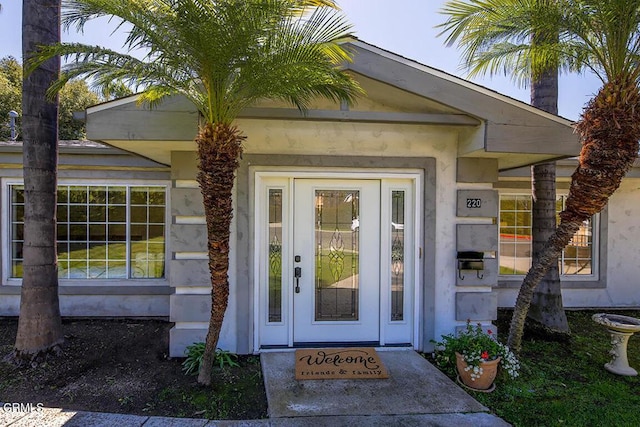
0;295;169;317
168;120;478;355
245;121;463;352
168;151;238;357
603;179;640;306
238;119;458;157
241;122;504;353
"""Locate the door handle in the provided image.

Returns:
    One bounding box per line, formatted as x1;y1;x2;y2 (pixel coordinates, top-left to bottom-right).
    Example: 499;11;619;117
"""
294;267;301;293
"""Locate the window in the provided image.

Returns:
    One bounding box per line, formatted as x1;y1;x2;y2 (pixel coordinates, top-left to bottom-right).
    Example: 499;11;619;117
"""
499;194;595;276
10;184;166;280
267;188;283;322
390;190;405;321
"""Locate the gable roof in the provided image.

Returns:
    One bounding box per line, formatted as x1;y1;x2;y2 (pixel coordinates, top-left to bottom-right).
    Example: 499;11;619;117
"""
349;39;573;125
84;39;580;170
344;40;579;168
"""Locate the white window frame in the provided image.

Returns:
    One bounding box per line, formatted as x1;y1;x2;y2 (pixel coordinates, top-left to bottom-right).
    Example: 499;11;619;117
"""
2;178;171;287
497;190;599;282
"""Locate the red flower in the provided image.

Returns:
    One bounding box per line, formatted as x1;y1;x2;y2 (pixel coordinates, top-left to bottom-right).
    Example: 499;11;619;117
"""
481;351;489;360
487;329;493;335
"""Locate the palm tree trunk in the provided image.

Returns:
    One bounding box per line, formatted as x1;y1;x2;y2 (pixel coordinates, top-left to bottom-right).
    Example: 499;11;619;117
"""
13;0;64;362
196;122;244;386
528;162;569;335
527;67;569;336
508;75;640;352
508;220;579;351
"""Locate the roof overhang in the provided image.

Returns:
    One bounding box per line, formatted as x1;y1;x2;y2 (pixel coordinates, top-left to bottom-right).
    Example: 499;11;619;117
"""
84;39;580;170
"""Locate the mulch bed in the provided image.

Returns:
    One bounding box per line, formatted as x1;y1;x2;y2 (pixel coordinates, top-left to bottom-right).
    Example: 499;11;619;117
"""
0;318;267;420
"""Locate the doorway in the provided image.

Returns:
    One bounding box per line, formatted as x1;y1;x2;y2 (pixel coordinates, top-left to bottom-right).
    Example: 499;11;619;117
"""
256;172;417;349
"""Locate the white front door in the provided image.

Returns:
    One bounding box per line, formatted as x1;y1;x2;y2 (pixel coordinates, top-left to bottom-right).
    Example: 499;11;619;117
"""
292;179;380;344
256;173;416;350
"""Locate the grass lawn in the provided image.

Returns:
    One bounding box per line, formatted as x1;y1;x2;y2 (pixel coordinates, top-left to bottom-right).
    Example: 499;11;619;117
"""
429;309;640;426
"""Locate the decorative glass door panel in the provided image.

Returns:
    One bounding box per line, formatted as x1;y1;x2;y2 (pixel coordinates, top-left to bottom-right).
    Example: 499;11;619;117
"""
293;180;380;343
268;189;283;323
381;180;415;345
315;190;360;321
391;190;405;321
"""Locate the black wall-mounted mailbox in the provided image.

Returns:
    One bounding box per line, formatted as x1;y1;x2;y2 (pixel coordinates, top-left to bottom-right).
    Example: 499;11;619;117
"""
457;251;485;279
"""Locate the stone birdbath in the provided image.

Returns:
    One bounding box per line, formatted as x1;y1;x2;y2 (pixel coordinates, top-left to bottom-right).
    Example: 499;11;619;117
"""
592;313;640;376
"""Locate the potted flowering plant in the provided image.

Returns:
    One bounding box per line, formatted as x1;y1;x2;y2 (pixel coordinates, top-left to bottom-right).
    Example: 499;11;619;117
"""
431;321;519;391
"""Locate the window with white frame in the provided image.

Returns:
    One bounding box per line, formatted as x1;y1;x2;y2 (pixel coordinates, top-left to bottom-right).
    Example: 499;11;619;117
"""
499;194;595;276
10;184;166;280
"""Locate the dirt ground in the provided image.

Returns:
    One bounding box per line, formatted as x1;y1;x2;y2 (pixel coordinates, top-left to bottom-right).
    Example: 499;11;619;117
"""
0;318;268;420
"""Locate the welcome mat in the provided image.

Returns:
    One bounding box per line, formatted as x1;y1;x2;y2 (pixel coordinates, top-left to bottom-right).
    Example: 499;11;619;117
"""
295;347;389;380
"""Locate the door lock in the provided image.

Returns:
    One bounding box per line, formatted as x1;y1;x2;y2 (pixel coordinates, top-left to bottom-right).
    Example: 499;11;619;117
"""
294;266;301;293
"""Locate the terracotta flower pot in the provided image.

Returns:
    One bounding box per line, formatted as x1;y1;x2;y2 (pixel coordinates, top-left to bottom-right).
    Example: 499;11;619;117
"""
455;352;500;391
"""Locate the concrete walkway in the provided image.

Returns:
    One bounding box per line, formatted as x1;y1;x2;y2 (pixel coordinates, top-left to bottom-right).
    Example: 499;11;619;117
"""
1;350;510;427
261;350;509;426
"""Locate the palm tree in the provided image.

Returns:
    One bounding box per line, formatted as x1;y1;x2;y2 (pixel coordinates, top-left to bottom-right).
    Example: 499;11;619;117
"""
14;0;64;361
505;0;640;352
98;79;133;101
32;0;362;384
438;0;571;340
440;0;640;353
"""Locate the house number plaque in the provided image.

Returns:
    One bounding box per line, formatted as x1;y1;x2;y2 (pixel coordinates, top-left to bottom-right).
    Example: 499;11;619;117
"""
457;190;498;217
466;198;482;208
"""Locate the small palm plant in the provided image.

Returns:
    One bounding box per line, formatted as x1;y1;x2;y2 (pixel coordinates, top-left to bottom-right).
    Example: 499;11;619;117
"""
182;342;239;376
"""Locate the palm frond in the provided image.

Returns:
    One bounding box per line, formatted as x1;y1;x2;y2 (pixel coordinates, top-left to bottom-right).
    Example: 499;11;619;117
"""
37;0;361;125
439;0;568;83
222;21;359;115
559;0;640;82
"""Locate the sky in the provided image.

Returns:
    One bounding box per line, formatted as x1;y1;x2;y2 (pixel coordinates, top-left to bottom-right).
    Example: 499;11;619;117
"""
0;0;603;121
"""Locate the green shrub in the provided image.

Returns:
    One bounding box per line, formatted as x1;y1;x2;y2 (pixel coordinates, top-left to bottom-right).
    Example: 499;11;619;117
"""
182;343;240;376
